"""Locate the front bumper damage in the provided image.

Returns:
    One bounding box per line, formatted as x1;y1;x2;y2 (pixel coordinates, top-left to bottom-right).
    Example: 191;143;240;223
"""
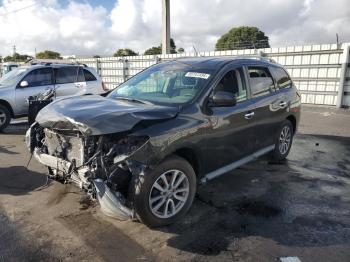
27;124;149;221
94;179;134;220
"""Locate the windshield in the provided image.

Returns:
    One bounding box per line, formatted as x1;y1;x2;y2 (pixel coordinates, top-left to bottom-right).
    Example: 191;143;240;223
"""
0;67;27;87
108;61;213;105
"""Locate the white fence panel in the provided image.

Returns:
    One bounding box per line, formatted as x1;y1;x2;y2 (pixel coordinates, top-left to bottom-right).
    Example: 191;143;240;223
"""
71;42;350;106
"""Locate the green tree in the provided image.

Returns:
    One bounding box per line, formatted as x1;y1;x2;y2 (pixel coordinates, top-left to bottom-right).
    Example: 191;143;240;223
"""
169;38;177;54
114;48;138;57
3;56;12;62
93;55;101;58
36;50;62;59
144;38;177;55
144;46;162;55
3;53;32;62
177;47;185;53
215;26;270;51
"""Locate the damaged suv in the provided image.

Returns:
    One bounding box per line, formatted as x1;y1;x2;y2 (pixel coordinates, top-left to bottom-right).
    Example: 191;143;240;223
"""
26;57;301;227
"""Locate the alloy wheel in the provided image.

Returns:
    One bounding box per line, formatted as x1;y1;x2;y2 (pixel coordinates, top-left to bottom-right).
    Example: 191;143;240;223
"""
0;109;6;126
279;126;291;155
148;170;190;219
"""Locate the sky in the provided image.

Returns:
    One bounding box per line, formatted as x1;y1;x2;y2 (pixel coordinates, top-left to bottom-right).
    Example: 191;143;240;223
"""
0;0;349;57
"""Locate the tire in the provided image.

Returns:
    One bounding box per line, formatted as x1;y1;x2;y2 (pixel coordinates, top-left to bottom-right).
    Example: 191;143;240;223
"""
270;120;294;161
133;155;196;227
0;105;11;132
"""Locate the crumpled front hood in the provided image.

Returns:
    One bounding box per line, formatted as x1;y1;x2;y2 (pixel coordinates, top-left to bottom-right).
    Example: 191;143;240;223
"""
36;95;179;135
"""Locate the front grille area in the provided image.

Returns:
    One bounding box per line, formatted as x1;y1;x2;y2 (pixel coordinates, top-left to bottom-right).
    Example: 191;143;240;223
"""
44;129;85;166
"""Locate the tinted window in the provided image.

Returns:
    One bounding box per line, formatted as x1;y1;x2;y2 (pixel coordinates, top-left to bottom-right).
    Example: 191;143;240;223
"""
248;67;275;97
77;67;85;82
83;69;97;81
272;67;292;89
214;68;247;102
22;68;53;87
55;67;78;84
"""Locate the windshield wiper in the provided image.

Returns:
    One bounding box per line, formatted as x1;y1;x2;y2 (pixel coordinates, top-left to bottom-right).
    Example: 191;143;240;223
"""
115;97;153;105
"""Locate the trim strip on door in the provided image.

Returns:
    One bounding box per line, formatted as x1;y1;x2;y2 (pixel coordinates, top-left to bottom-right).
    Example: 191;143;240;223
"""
200;145;275;183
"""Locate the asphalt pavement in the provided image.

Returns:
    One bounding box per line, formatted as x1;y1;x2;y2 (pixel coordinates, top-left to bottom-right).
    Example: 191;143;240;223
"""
0;105;349;262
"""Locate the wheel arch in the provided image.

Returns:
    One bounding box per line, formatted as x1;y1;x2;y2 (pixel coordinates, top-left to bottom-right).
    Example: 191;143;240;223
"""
0;99;14;118
286;115;296;133
172;147;202;177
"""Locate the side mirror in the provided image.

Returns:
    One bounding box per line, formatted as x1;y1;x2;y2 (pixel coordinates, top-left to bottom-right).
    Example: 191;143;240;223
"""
210;91;237;107
20;81;29;88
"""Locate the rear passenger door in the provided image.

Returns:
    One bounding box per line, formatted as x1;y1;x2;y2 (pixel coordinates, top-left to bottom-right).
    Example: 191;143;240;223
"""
270;66;293;102
204;66;256;173
54;66;86;97
246;65;286;149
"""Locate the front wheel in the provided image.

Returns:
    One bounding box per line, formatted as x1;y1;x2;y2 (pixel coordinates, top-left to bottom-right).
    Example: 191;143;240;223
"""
0;105;11;132
133;156;196;227
270;120;294;161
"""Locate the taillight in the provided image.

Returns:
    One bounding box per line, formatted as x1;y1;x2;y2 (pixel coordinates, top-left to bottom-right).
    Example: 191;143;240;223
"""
102;81;108;92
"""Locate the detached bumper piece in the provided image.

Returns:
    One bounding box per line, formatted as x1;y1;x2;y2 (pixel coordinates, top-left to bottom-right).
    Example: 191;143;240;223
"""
33;149;134;221
34;148;71;173
93;179;134;220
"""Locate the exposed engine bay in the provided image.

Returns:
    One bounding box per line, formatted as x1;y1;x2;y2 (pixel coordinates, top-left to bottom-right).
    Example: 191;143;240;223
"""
26;123;150;220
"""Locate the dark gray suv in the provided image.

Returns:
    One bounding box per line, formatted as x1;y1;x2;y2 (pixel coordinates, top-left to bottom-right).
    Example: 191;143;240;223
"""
26;56;301;227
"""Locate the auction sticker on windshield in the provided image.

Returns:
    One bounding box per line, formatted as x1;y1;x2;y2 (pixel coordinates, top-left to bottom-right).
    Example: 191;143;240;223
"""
185;72;210;79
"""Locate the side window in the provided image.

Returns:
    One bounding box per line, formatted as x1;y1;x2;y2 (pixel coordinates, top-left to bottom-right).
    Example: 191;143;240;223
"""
214;68;247;102
55;67;78;84
248;66;275;97
22;68;53;87
83;69;97;81
272;67;292;89
77;67;85;82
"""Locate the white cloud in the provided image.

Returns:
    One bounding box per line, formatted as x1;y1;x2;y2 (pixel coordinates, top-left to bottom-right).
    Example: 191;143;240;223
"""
0;0;349;57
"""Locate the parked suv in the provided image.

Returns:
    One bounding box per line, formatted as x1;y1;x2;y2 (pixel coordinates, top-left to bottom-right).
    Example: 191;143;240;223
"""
0;63;107;131
26;57;301;227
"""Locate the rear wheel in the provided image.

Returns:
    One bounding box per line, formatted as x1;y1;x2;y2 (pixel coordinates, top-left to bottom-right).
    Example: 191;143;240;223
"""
0;105;11;132
133;156;196;227
270;120;294;161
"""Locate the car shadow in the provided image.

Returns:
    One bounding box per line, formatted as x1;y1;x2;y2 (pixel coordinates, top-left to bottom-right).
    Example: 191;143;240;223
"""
154;134;350;256
0;123;29;135
0;145;19;155
0;166;49;196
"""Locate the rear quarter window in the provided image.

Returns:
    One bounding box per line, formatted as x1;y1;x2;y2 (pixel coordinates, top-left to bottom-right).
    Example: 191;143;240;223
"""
248;66;275;97
271;67;292;89
83;69;97;81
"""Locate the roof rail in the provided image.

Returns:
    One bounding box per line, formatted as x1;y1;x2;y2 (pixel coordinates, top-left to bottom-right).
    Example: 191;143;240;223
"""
230;55;277;63
25;59;87;67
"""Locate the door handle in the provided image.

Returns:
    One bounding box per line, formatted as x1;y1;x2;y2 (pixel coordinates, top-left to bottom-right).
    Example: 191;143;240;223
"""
279;101;287;107
244;111;255;119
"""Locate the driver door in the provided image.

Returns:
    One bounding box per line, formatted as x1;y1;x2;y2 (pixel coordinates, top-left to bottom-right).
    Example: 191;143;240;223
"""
203;66;256;174
14;67;54;115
